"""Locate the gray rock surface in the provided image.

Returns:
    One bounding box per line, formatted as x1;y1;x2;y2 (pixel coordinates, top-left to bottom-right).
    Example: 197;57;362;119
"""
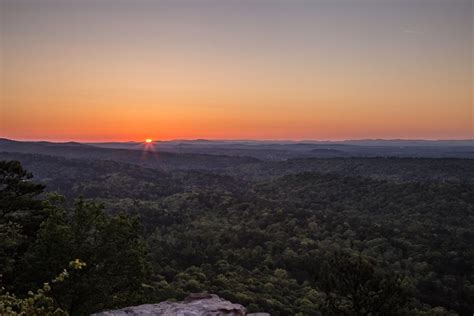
91;293;249;316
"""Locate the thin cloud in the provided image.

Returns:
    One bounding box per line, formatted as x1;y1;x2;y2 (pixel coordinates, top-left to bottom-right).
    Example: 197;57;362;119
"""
403;29;425;35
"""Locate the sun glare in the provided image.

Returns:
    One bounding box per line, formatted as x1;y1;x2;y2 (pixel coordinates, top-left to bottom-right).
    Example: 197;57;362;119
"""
145;138;153;143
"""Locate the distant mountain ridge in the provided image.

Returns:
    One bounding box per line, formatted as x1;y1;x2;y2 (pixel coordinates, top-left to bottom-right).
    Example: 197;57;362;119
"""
0;138;260;171
1;138;473;160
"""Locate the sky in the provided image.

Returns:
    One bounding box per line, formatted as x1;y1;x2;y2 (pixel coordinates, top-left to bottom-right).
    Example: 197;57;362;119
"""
0;0;472;141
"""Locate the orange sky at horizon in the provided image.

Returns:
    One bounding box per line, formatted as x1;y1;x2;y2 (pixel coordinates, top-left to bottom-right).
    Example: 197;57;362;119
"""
1;0;472;142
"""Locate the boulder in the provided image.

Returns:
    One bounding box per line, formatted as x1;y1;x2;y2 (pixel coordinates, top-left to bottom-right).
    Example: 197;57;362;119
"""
92;293;248;315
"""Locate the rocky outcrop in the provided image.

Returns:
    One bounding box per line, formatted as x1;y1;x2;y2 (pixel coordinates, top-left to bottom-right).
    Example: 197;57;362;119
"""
91;293;268;316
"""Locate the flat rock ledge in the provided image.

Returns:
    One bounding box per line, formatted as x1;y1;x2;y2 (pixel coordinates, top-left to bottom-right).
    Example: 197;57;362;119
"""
91;293;270;316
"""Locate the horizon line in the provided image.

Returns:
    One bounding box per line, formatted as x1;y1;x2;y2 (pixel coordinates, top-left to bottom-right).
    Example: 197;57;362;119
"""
2;137;473;144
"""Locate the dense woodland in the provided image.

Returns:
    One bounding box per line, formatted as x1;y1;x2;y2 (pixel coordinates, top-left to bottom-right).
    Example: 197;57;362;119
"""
0;148;473;315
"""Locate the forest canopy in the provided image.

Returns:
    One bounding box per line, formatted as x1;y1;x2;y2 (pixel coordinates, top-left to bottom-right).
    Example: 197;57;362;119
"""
0;157;473;315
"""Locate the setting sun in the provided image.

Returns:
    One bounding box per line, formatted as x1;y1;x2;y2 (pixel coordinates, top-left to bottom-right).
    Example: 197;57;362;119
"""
145;139;153;143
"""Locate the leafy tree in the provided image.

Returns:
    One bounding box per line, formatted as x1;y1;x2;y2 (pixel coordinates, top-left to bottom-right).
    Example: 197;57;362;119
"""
319;252;408;315
17;198;151;315
0;160;46;290
0;259;86;316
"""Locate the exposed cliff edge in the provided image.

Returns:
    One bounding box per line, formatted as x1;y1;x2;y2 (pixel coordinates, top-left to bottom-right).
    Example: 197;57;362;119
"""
91;293;270;316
